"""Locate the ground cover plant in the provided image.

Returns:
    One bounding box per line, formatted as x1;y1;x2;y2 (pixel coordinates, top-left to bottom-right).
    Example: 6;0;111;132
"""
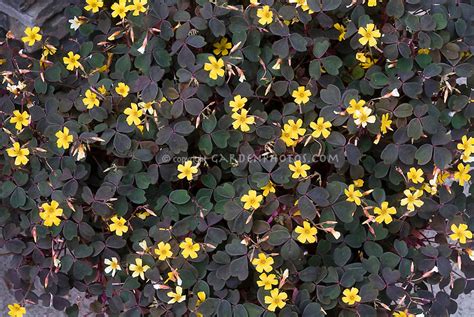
1;0;474;316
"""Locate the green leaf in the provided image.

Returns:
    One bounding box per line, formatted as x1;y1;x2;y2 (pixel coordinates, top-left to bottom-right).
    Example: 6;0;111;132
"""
169;190;191;205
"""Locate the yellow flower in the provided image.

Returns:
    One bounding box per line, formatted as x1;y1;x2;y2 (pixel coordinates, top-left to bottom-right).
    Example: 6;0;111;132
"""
115;82;130;97
104;257;121;277
252;253;274;273
450;224;473;244
232;109;255;132
154;242;173;261
418;48;430;55
21;26;42;46
393;310;415;317
129;258;150;280
63;51;81;71
367;0;378;6
264;289;287;312
407;167;424;184
454;163;471;186
167;286;186;304
334;23;346;41
82;89;100;109
380;113;393;134
280;129;297;147
310;117;332;138
257;273;278;290
177;160;199;181
55;127;74;149
358;23;381;47
127;0;147;16
257;6;273;25
374;202;397;224
353;179;364;187
124;103;143;126
6;142;29;166
284;119;306;139
289;160;310;179
345;184;363;206
180;237;200;259
241;190;264;210
39;200;63;227
400;189;424;212
355;52;377;69
229;95;248;112
109;216;129;236
111;0;129;19
457;135;474;157
261;181;276;197
7;303;26;317
85;0;103;13
138;101;154;115
10;110;30;131
204;56;225;80
213;38;232;56
196;291;206;306
342;287;361;305
354;107;376;127
42;44;57;57
98;85;107;95
292;86;311;105
295;221;318;243
347;99;366;115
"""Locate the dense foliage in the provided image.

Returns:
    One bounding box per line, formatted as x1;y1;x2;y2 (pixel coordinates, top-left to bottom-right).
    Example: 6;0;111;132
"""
1;0;474;316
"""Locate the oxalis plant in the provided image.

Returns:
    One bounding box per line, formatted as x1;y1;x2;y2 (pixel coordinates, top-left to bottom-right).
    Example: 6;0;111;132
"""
0;0;473;316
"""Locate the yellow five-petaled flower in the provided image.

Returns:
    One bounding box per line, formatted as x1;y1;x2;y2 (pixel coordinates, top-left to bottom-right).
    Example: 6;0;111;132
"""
111;0;129;19
241;189;264;210
83;89;100;109
124;103;143;126
342;287;361;305
264;289;287;312
292;86;311;105
129;258;150;280
295;221;318;244
213;37;232;56
63;51;81;71
252;253;274;273
310;117;332;139
180;237;200;259
127;0;147;16
358;23;381;47
109;215;129;236
154;241;173;261
454;163;471;186
450;223;473;244
400;189;424;212
345;184;363;206
289;160;311;179
232;109;255;132
39;200;63;227
167;286;186;304
10;110;30;131
85;0;103;13
115;82;130;97
204;56;225;80
373;201;397;225
6;142;30;166
257;5;273;25
22;26;42;46
257;273;278;290
55;127;74;149
177;160;199;181
7;303;26;317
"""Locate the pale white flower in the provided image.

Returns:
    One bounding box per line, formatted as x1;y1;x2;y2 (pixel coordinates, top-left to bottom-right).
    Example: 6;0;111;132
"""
69;17;84;31
104;257;121;277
